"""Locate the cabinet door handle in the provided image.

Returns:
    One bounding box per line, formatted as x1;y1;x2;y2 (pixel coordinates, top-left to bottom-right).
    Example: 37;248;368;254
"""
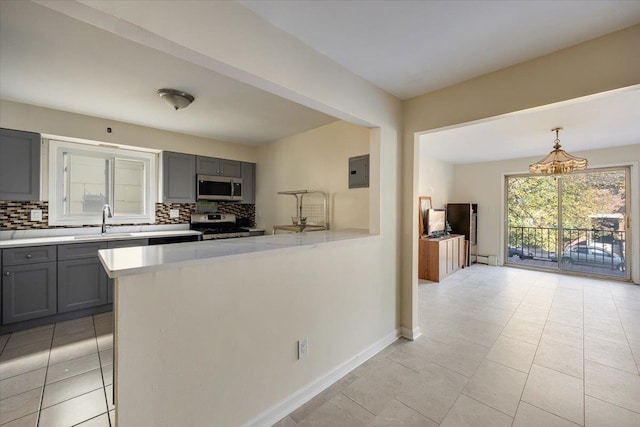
26;254;32;259
4;272;9;276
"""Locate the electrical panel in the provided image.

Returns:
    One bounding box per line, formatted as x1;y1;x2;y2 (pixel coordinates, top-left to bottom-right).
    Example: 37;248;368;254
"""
348;154;369;189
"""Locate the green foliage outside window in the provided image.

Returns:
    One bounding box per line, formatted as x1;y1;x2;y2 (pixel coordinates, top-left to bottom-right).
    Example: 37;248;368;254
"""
507;170;626;252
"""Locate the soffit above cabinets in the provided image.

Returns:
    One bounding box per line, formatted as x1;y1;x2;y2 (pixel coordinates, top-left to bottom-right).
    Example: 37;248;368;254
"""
0;1;337;145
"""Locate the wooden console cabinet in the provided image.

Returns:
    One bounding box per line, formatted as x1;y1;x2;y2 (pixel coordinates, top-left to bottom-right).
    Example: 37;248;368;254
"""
418;234;465;282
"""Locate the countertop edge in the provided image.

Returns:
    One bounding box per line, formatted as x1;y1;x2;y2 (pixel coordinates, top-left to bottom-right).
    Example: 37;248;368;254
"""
99;231;379;279
0;230;202;248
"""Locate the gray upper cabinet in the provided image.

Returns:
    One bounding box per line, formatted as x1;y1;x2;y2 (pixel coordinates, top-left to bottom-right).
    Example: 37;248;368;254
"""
219;159;241;178
241;162;256;204
0;128;41;201
196;156;218;176
196;156;241;178
162;151;196;203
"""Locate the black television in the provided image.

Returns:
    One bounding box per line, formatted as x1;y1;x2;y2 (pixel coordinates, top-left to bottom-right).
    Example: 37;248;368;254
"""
425;209;446;237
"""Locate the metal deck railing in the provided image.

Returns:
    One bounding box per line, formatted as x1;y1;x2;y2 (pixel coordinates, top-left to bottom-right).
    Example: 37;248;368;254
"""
507;226;627;276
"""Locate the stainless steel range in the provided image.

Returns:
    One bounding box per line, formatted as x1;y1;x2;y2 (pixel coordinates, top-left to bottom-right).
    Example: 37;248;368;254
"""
190;213;250;240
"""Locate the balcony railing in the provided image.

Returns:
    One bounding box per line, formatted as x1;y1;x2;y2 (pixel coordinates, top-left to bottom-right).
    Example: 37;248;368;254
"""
507;226;626;275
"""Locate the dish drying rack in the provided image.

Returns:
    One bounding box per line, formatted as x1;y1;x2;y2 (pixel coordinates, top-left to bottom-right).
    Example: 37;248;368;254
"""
272;190;329;234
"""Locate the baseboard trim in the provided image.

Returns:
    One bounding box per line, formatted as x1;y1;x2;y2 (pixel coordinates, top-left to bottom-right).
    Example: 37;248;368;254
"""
242;328;401;427
401;326;422;340
476;255;498;266
476;255;489;264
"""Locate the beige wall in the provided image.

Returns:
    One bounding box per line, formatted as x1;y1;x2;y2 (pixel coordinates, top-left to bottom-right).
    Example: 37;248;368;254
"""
116;236;391;426
256;121;369;232
404;25;640;134
402;25;640;332
418;146;454;209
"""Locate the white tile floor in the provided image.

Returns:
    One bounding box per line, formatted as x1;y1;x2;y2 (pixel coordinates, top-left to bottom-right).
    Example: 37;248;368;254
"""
275;265;640;426
0;312;114;426
2;266;639;426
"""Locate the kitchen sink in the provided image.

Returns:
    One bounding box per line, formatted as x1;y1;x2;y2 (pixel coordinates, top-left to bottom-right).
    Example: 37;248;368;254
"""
74;233;132;240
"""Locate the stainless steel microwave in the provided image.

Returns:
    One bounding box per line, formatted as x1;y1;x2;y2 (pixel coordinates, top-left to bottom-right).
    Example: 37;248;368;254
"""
197;174;243;201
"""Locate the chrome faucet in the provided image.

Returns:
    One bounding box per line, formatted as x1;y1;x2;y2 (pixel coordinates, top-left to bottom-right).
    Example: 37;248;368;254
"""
102;204;113;234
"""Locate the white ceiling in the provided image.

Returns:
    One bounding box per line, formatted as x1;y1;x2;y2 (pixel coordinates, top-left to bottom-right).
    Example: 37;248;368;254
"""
241;0;640;100
420;87;640;164
0;1;337;145
0;1;638;156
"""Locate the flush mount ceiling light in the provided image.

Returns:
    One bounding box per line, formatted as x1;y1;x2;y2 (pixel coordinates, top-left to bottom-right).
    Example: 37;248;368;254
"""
157;88;194;110
529;127;588;174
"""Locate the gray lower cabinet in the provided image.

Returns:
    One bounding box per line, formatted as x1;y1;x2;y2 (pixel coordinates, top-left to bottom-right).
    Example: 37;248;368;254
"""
2;245;56;265
2;262;57;324
2;245;57;324
58;258;108;313
0;238;152;328
57;242;108;313
241;162;256;204
163;151;196;203
0;128;41;201
58;241;107;261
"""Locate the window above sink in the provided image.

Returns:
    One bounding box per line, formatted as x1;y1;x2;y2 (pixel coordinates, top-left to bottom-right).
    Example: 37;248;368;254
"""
48;139;157;226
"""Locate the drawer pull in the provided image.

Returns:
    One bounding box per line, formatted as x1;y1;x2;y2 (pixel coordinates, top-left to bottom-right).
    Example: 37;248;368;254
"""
26;254;32;259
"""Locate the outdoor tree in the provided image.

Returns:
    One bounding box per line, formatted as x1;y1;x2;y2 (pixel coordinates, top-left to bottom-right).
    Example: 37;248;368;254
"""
507;170;626;252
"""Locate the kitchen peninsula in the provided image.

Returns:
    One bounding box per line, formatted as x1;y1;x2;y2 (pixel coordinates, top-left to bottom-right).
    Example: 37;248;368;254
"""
98;230;371;278
98;230;383;426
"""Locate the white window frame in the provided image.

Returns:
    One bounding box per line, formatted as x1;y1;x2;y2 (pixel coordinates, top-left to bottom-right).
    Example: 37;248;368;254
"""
49;139;157;226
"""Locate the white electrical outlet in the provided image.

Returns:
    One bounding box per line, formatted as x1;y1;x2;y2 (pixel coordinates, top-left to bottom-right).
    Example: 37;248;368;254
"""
298;337;309;359
169;209;180;218
30;209;43;221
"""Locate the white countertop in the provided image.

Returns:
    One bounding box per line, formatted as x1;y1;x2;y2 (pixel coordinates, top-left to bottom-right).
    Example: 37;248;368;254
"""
0;229;201;248
98;229;374;278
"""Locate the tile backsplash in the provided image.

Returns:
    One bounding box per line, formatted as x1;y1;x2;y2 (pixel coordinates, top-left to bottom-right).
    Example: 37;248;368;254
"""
0;201;255;230
217;203;256;227
1;201;51;230
156;203;196;224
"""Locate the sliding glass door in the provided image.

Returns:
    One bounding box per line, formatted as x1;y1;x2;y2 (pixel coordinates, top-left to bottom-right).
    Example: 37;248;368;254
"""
506;167;630;280
506;175;558;268
559;169;628;277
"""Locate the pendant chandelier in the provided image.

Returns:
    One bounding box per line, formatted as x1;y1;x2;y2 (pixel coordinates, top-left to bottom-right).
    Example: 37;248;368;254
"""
529;128;588;174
